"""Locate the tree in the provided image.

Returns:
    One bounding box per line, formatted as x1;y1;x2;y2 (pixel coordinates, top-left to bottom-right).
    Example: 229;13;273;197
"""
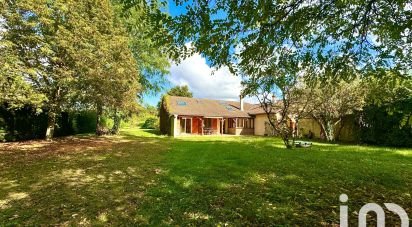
165;0;411;81
114;1;170;95
151;0;410;147
1;0;142;139
241;53;312;148
305;79;365;142
0;39;45;110
167;85;193;97
1;0;79;140
157;85;193;114
359;73;412;147
106;1;172;134
66;0;140;136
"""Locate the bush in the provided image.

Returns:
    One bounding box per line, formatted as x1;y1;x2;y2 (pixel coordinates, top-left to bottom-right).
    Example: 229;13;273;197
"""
0;105;48;141
141;117;159;129
120;114;139;128
71;111;97;134
0;104;100;141
360;104;412;147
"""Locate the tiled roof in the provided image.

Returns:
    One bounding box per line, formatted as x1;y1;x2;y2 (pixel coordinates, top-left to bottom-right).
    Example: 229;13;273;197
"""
166;96;267;118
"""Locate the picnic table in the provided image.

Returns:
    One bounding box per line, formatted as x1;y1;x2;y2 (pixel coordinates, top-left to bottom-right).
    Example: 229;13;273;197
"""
203;128;213;135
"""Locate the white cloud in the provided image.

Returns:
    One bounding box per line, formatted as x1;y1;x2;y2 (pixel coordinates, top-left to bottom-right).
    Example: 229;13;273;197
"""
169;53;245;101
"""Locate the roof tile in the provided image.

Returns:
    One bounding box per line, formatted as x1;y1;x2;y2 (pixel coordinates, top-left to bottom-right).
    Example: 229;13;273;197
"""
166;96;267;117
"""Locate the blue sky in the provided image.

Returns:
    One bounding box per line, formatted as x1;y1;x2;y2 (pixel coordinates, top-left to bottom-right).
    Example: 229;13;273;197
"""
141;1;253;106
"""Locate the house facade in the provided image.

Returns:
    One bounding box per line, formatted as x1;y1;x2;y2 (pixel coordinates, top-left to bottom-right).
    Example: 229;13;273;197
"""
159;95;358;141
159;95;295;137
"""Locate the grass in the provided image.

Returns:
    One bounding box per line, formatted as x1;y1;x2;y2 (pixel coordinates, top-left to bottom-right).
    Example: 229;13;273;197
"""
0;128;411;225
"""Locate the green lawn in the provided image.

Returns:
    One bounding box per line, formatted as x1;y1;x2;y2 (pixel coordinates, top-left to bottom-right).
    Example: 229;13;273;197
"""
0;128;411;225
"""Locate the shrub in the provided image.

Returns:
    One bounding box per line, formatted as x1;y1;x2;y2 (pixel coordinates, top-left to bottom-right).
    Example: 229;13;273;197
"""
0;105;101;141
141;117;159;129
360;104;412;147
0;105;48;141
71;111;97;134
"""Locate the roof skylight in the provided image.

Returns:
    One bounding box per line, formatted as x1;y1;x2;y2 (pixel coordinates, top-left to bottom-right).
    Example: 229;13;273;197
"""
177;101;187;106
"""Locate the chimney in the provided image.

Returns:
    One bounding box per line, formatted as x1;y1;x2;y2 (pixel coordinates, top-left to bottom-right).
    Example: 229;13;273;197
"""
240;95;244;111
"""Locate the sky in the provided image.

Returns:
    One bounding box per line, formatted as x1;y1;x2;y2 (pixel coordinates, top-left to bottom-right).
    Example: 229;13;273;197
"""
142;1;256;106
142;51;251;106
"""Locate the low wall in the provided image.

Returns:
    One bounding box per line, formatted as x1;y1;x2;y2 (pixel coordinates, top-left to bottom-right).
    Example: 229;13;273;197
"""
228;128;254;135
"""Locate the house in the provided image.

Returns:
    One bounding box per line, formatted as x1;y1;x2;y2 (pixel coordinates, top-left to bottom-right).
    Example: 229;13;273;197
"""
159;95;358;141
159;95;296;136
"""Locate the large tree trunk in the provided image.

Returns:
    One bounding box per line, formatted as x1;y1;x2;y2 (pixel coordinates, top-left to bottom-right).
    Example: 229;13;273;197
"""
313;115;336;142
45;88;61;140
267;116;295;149
335;118;345;141
282;136;294;149
280;122;295;149
96;104;104;136
45;110;57;140
111;110;121;135
322;120;335;142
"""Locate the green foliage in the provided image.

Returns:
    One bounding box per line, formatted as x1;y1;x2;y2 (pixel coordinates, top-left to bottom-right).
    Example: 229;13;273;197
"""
159;95;171;135
0;39;45;110
157;86;193;124
166;85;193;97
166;0;411;80
68;0;141;127
305;79;366;142
0;105;47;141
71;111;98;134
132;104;158;127
0;105;100;141
360;104;412;147
1;0;81;138
242;65;310;148
0;0;75;105
360;75;412;147
1;0;149;139
138;104;158;118
113;1;171;95
141;117;158;129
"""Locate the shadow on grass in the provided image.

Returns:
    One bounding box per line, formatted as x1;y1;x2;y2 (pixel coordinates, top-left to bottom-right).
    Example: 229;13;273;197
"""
142;137;411;225
0;129;411;225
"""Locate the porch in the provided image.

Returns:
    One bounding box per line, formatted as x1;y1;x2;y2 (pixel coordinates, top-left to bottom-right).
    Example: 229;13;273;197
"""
173;115;255;136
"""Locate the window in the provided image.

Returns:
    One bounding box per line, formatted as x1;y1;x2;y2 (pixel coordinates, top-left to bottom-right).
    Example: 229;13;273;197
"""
228;119;231;128
177;101;187;106
179;118;192;134
225;106;234;111
204;118;212;128
234;118;254;128
237;118;244;127
247;119;254;129
228;118;236;128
